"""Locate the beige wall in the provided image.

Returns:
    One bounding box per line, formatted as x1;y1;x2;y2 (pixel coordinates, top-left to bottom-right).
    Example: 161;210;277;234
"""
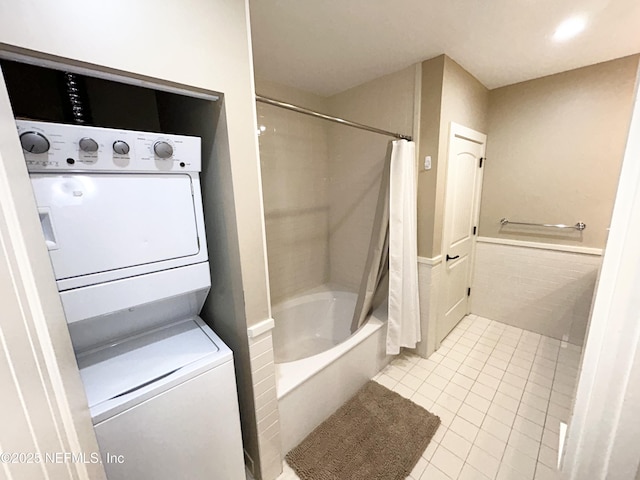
256;79;331;303
418;55;489;258
328;65;416;291
480;55;640;248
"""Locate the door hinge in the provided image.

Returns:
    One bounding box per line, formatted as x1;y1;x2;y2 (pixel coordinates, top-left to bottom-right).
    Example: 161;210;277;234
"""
467;287;471;296
473;226;477;235
479;157;484;168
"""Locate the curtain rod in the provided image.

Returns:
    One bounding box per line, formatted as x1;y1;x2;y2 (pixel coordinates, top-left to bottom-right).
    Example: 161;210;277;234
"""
255;94;412;141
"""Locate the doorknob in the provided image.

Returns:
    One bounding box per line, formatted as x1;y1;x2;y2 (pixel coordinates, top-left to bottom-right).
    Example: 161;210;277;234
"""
446;254;460;261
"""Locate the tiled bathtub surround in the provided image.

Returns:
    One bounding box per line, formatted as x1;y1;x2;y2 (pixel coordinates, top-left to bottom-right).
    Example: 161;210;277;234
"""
414;258;442;358
471;241;601;345
257;100;331;303
248;327;282;480
271;314;581;480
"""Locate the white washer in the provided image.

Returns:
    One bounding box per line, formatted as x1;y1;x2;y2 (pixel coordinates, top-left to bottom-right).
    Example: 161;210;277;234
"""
79;318;245;480
19;121;246;480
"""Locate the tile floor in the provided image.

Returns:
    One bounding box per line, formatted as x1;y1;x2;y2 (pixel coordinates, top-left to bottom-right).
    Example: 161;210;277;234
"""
273;314;582;480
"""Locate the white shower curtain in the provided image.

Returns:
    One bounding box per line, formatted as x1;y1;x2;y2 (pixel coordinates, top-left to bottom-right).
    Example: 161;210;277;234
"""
387;139;420;355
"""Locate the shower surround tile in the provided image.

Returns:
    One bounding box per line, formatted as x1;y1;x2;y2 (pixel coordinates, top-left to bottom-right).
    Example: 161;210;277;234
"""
264;314;581;480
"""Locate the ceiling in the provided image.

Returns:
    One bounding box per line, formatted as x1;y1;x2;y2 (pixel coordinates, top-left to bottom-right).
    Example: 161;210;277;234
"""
249;0;640;97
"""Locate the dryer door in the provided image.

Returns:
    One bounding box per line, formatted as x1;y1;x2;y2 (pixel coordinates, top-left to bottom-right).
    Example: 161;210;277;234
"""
31;173;201;280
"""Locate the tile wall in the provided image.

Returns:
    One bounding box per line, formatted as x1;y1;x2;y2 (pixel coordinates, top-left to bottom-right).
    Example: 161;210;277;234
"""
414;258;442;358
248;327;282;480
471;241;601;345
257;91;331;304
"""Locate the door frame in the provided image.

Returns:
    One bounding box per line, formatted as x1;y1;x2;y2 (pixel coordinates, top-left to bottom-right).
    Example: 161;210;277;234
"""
437;122;487;344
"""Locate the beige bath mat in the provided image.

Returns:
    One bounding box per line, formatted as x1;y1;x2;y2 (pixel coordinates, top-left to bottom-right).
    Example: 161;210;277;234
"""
285;380;441;480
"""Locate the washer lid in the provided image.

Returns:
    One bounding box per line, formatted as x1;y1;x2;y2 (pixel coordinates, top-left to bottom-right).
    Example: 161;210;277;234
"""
77;318;222;409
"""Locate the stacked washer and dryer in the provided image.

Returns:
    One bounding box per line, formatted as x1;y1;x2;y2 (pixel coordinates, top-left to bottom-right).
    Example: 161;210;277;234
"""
17;120;246;479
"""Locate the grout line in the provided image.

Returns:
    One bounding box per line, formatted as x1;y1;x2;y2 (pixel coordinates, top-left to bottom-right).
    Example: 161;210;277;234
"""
376;315;581;480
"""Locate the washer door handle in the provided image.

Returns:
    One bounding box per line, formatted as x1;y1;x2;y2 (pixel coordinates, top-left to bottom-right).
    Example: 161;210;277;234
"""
446;254;460;261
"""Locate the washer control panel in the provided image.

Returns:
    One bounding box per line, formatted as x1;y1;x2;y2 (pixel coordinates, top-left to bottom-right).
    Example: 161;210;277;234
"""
16;120;201;173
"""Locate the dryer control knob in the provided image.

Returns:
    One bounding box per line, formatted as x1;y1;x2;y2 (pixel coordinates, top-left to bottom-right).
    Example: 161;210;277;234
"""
153;141;173;159
79;137;99;152
20;131;50;154
113;140;130;155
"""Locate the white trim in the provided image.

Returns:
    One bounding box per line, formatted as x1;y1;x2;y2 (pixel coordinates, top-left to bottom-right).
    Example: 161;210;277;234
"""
476;236;603;256
0;48;220;102
417;255;442;266
247;318;275;339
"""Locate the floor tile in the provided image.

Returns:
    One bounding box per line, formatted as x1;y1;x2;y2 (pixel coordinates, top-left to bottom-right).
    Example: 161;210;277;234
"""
474;429;507;459
513;415;544;441
431;445;465;479
431;402;457;426
410;364;432;379
465;391;492;413
520;392;549;413
534;462;561;480
420;463;450;480
502;445;537;478
459;463;491;480
440;429;473;460
426;372;449;390
370;316;581;480
517;403;546;426
422;437;439;460
459;364;482;380
400;372;423;390
477;372;501;390
537;444;559;469
508;430;541;459
467;445;501;479
375;374;398;390
481;416;512;442
492;391;520;413
497;381;524;400
444;381;470;402
411;392;434;411
458;403;486;427
452;372;475;390
441;357;463;372
417;382;442;402
450;415;480;443
392;382;414;398
434;365;457;381
541;428;560;450
410;457;428;479
433;425;447;443
471;381;496;401
496;462;532;480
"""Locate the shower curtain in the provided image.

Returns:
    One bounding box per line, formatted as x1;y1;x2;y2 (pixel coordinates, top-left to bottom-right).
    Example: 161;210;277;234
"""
351;139;420;355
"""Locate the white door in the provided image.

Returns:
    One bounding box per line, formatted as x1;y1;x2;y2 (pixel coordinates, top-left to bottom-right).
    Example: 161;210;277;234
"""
439;123;486;342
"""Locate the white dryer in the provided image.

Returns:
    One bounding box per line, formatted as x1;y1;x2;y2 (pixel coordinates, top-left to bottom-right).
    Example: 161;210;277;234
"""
18;120;246;480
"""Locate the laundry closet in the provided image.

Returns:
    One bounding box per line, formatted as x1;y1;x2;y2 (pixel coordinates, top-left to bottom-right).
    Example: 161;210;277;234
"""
1;59;246;480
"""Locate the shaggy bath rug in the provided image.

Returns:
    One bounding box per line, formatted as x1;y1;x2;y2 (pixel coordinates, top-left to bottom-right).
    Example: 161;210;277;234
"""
286;380;441;480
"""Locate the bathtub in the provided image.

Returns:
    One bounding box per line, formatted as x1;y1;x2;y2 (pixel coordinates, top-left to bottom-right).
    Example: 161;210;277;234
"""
273;289;391;454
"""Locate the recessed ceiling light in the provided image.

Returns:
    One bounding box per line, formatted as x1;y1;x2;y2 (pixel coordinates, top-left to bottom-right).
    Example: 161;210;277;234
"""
553;16;587;42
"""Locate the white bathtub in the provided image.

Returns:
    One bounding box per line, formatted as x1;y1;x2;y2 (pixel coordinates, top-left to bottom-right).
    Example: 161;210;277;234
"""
272;291;359;363
273;289;391;453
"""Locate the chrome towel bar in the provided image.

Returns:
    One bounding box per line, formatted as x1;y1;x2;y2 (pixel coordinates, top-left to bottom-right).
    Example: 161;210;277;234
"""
500;218;586;231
